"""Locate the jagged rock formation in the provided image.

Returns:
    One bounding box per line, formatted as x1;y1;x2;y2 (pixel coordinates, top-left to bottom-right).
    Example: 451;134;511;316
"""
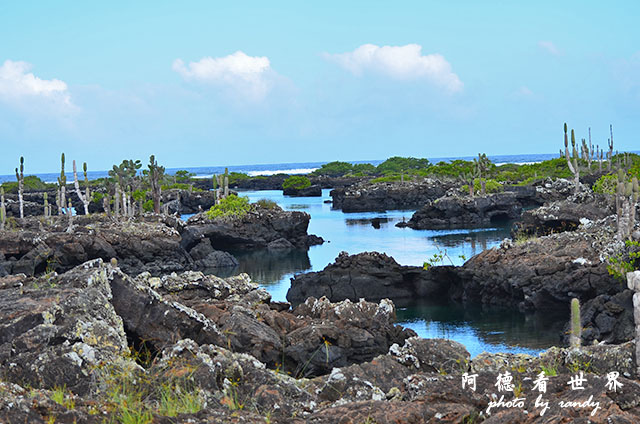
182;205;323;251
330;179;452;212
287;251;455;306
2;262;639;424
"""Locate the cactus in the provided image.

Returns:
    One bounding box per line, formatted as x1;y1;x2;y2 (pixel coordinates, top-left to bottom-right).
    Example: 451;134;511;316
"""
57;153;67;215
563;124;580;194
72;160;90;215
616;171;639;240
65;199;74;233
223;167;229;198
114;183;121;216
43;192;51;219
148;155;165;214
607;125;614;172
15;156;24;220
0;187;6;230
570;298;582;349
212;174;219;205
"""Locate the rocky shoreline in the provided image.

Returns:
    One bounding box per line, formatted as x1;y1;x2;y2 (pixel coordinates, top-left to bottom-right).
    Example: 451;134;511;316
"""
2;260;640;423
1;171;640;421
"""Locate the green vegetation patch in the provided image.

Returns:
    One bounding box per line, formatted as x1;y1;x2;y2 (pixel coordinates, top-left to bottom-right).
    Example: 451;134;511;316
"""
205;194;251;219
282;175;311;190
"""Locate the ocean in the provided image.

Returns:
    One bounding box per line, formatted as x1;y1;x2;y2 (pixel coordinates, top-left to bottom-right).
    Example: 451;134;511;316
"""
0;152;566;184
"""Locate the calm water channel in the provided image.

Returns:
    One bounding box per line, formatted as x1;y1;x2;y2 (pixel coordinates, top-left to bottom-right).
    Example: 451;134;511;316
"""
211;189;566;357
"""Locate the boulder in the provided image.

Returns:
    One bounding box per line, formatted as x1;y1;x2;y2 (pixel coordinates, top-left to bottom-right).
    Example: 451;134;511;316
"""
0;259;129;395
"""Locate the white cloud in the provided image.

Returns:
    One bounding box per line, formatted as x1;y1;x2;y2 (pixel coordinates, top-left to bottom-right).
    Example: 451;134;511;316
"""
325;44;463;92
538;41;561;56
0;60;72;107
173;51;275;101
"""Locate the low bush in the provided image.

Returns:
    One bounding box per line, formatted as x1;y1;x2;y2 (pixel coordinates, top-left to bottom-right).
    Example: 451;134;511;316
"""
593;174;618;195
205;194;251;219
282;175;311;190
255;198;279;210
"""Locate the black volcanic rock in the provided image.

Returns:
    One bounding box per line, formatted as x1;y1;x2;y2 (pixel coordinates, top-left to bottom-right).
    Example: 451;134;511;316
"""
283;184;322;197
286;251;457;305
330;179;452;212
183;204;323;250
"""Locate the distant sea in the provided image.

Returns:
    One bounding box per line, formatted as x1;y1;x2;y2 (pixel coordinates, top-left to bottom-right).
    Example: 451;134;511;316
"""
2;152;637;184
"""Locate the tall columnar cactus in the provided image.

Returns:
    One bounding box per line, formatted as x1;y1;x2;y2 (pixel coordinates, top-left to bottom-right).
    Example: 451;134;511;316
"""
66;199;74;233
212;173;219;205
148;155;165;214
72;160;90;215
616;170;639;240
607;125;614;172
223;167;229;198
570;298;582;349
0;187;6;230
58;153;67;215
15;156;24;220
43;192;51;219
114;183;121;216
563;123;580;195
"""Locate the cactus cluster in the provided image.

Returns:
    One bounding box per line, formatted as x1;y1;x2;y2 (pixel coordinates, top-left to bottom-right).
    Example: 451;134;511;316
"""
14;156;24;220
148;155;165;214
616;169;639;240
212;168;230;203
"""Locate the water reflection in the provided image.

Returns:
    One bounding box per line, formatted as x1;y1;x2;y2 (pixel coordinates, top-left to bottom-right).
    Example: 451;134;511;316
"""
396;300;566;357
203;189;566;356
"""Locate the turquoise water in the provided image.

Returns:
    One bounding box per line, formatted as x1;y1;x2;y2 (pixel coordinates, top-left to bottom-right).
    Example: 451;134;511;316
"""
216;189;565;357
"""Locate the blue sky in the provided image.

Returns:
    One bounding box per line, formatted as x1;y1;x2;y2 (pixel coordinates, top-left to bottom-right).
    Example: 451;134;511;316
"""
1;1;639;173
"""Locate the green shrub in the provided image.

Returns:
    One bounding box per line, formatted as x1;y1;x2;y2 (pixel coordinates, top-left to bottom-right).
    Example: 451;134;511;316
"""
161;183;202;191
255;198;279;210
205;194;251;219
1;175;52;193
143;199;154;212
282;175;311;190
173;170;195;182
351;163;376;175
370;175;402;183
376;156;430;174
461;179;503;195
312;161;353;176
593;174;618;195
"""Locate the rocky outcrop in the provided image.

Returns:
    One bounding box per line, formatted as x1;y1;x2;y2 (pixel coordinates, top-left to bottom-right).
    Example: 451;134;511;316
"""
0;215;235;276
513;196;615;237
283;184;322;197
398;191;525;229
2;259;640;423
330;179;453;212
0;259;129;395
161;189;222;215
183;204;323;251
287;251;457;306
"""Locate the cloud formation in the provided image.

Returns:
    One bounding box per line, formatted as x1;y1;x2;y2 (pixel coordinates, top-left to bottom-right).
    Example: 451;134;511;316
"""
0;60;72;107
325;44;463;92
173;51;274;101
538;41;561;56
